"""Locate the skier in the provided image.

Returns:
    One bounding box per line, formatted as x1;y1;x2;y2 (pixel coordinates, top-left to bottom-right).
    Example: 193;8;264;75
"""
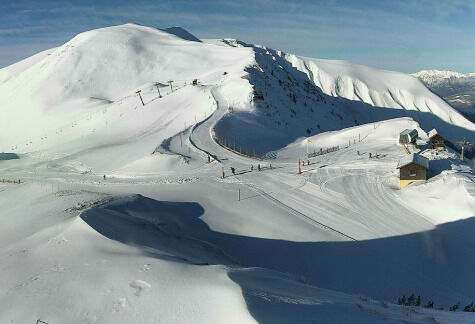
231;167;235;175
251;164;254;171
258;164;261;171
103;175;106;180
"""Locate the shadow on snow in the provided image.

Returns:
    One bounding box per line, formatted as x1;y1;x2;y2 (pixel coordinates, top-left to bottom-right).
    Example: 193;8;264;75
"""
80;194;475;323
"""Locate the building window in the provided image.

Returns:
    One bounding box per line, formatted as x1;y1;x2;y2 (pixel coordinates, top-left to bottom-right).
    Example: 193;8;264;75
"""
409;169;417;177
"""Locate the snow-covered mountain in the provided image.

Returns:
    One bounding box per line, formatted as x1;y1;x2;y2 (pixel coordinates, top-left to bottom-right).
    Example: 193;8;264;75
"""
209;40;474;155
1;24;474;323
1;24;473;157
412;70;475;121
0;23;253;154
412;70;475;92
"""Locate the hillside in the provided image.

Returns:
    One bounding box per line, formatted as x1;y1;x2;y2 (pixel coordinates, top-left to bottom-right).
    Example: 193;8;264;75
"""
210;40;474;156
0;24;474;323
0;23;253;152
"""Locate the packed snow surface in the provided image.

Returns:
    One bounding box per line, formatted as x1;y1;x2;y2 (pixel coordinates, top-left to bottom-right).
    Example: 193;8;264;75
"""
1;24;474;323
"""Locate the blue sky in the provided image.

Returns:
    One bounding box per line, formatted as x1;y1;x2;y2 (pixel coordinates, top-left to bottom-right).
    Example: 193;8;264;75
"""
1;0;474;73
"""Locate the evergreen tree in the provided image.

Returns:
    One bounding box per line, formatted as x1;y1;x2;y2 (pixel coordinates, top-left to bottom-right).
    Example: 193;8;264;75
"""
407;294;415;306
415;296;421;307
449;302;460;312
463;302;474;312
401;295;406;306
424;300;434;309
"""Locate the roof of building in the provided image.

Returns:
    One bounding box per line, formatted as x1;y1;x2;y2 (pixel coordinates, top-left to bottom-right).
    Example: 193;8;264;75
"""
428;128;443;139
400;129;418;136
397;154;429;169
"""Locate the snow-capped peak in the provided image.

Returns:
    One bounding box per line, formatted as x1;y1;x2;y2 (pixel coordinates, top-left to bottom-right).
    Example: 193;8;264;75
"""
411;70;475;85
412;70;464;80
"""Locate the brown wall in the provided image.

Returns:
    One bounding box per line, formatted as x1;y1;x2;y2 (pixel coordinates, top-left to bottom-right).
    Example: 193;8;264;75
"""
400;163;427;181
430;134;445;149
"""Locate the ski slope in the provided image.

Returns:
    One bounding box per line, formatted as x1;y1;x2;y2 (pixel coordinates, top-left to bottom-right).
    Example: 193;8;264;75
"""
0;23;474;323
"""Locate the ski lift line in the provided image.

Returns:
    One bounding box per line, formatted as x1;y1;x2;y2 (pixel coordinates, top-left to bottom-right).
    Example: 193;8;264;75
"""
7;79;196;151
7;83;179;151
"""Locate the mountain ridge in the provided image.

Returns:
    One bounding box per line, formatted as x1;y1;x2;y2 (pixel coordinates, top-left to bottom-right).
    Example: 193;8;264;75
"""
0;24;473;155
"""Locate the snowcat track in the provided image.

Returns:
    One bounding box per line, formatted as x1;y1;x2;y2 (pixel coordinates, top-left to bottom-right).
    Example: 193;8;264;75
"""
245;183;357;241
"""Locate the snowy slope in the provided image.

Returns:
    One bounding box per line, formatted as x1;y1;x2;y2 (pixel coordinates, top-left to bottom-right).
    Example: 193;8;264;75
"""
208;41;474;157
2;26;473;158
1;24;474;323
0;23;253;151
284;55;474;130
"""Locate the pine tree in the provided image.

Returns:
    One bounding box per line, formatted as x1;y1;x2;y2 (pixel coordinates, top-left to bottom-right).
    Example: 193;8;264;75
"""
449;302;460;312
407;294;415;306
416;296;421;307
424;300;434;309
463;302;474;312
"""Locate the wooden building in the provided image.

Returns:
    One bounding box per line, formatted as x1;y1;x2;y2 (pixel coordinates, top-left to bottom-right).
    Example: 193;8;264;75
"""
399;129;418;144
397;154;429;189
428;128;445;150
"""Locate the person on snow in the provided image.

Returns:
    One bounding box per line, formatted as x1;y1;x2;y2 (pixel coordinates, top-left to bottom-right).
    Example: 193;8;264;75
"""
258;164;261;171
231;167;235;175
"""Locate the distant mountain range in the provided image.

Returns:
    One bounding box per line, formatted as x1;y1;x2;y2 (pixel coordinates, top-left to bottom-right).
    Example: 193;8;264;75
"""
412;70;475;122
